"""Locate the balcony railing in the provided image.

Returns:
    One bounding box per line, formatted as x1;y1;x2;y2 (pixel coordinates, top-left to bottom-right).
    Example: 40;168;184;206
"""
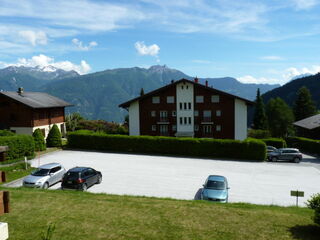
158;117;169;122
202;117;212;122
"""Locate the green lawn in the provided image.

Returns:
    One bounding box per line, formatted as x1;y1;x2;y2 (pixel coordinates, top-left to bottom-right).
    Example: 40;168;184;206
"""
0;188;319;240
0;163;35;184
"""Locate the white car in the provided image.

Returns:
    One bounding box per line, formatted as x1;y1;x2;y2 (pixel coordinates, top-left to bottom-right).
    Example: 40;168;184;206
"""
23;163;66;189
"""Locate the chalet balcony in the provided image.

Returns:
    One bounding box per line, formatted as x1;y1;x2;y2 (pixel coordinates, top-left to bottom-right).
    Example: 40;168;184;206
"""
157;117;169;124
201;117;213;124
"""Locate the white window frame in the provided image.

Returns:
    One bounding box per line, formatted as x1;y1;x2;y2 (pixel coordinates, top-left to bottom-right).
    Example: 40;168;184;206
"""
152;125;156;131
167;96;174;103
152;96;160;104
194;110;199;117
211;95;220;103
172;111;176;117
216;110;221;117
216;125;221;131
196;96;204;103
151;111;156;117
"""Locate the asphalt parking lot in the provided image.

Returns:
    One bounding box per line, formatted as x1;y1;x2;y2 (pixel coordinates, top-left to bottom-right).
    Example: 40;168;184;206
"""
10;150;320;206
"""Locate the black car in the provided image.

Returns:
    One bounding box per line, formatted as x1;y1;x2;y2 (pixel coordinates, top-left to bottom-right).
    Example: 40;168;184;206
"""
61;167;102;191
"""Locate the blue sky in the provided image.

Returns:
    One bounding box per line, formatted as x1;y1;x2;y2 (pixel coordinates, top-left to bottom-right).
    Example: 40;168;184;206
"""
0;0;320;85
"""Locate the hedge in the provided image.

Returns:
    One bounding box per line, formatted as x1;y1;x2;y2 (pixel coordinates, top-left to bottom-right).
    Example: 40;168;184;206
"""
0;135;35;162
68;130;266;161
33;129;46;151
286;137;320;155
46;124;62;147
259;138;287;149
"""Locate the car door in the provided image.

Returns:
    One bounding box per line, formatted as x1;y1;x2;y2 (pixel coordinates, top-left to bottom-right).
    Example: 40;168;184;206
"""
86;168;96;187
48;167;59;185
279;150;289;160
55;166;65;182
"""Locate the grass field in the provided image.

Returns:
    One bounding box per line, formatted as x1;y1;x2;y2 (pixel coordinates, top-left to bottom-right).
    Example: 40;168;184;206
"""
0;188;319;240
0;163;34;184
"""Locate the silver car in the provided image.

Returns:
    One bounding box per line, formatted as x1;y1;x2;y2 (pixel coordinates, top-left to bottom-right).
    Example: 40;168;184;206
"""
23;163;66;189
268;148;302;163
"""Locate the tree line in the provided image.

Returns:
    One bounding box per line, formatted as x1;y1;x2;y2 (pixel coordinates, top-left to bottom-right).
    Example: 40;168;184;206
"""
252;86;317;138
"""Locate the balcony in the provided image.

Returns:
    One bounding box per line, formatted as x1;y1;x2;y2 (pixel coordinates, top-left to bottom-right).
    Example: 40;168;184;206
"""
157;117;169;124
160;131;170;136
201;117;213;124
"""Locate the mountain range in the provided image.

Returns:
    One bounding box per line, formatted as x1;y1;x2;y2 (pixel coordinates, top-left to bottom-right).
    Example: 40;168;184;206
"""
0;65;280;122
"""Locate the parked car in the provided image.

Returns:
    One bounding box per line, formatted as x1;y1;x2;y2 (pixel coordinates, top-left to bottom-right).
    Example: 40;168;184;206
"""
61;167;102;191
200;175;229;203
268;148;302;163
267;146;277;159
23;163;66;189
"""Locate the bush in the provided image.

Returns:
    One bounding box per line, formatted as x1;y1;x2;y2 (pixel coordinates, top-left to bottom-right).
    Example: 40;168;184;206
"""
307;193;320;225
68;131;266;161
248;129;271;139
75;119;128;135
259;138;287;148
0;135;35;162
286;137;320;155
33;129;46;151
46;125;62;147
0;130;15;136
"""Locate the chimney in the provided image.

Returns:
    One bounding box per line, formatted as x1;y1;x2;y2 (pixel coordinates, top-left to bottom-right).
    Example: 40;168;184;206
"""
171;79;175;84
17;87;24;95
194;77;199;83
205;80;208;87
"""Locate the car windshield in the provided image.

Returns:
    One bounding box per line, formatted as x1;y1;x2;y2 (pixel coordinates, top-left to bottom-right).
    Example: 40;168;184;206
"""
32;168;50;176
65;172;80;179
206;180;226;190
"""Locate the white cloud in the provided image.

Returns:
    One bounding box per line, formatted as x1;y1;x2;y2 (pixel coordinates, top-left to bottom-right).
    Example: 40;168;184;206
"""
237;75;280;85
292;0;318;10
4;54;91;74
135;41;160;56
283;66;320;80
18;30;48;46
260;56;284;61
72;38;98;51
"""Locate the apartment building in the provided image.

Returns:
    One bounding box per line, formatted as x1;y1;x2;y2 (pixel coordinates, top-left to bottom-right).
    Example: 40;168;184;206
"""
119;78;253;140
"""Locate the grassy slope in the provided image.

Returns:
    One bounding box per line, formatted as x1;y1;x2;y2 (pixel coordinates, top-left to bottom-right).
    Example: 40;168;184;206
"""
0;163;34;183
0;188;319;240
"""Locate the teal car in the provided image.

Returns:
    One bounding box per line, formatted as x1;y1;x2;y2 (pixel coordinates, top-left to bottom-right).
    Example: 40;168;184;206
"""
201;175;229;203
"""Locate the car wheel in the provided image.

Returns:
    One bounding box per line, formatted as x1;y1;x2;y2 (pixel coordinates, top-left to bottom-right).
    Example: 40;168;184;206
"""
42;182;49;189
81;183;87;192
293;157;301;163
96;174;102;184
271;157;277;162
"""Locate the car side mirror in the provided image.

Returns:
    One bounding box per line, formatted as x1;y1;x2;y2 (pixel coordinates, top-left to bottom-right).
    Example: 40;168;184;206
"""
202;184;205;187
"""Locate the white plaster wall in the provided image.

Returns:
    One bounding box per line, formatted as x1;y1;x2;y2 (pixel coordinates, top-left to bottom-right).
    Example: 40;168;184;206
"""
10;122;66;138
176;82;194;134
128;101;140;136
234;99;247;140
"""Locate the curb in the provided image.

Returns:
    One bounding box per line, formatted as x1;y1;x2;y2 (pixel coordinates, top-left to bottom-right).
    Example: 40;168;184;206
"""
2;177;24;187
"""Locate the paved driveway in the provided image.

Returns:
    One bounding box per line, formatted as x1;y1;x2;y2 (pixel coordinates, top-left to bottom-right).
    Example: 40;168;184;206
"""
12;150;320;206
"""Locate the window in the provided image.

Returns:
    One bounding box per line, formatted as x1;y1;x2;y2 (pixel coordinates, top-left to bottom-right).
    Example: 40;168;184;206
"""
180;102;183;110
152;96;160;104
152;125;156;131
196;96;204;103
194;125;199;131
151;111;156;117
181;86;184;89
167;96;174;103
184;117;187;124
216;125;221;131
188;117;191;124
194;110;199;117
203;110;211;117
160;111;168;118
180;117;183;124
188;102;191;110
211;95;220;103
203;125;212;133
186;85;189;89
216;110;221;117
160;125;168;134
172;111;176;117
172;125;177;131
184;102;187;109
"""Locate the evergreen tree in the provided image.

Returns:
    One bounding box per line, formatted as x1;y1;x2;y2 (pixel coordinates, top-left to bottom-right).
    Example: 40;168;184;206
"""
266;97;294;137
253;88;268;130
46;124;62;147
140;88;145;96
293;86;316;121
33;129;46;151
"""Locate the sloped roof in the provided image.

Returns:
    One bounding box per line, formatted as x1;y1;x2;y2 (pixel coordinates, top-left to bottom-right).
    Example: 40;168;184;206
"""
119;78;254;108
293;114;320;130
0;91;72;109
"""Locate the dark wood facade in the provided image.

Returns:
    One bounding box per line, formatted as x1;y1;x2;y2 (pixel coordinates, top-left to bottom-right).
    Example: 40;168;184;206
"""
0;94;66;129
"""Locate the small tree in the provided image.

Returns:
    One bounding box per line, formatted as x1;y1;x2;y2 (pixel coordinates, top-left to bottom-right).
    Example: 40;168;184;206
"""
46;124;62;147
65;112;84;132
293;86;316;121
33;129;46;151
266;97;294;137
253;88;268;130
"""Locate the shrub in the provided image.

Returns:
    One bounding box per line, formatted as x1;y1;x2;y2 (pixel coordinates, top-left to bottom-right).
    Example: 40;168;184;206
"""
74;119;128;135
286;137;320;155
68;131;266;161
248;129;271;139
33;129;46;151
0;135;35;162
46;125;62;147
307;193;320;225
0;130;15;136
259;138;287;148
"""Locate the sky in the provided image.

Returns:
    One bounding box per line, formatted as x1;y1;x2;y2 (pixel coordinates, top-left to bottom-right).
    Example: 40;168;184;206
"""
0;0;320;85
